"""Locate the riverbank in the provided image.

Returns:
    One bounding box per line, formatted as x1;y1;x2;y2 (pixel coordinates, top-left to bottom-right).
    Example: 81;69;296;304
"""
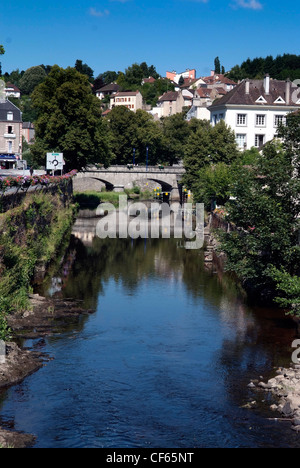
0;293;95;447
206;212;300;433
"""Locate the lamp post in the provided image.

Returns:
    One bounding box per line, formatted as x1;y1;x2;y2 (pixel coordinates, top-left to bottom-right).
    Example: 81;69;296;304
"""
146;146;149;172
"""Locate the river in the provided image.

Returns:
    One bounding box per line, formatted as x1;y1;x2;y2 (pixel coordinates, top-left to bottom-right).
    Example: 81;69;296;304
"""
0;210;300;448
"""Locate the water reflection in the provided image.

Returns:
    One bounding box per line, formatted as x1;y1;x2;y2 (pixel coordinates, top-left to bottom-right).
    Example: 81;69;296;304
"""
1;211;299;448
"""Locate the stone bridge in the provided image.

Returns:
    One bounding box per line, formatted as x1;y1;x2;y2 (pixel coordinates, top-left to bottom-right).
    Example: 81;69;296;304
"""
74;165;186;201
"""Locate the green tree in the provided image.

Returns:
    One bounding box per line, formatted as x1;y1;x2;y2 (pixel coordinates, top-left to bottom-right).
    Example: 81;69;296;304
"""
0;44;5;76
192;162;236;210
31;65;112;170
214;57;221;74
218;122;300;308
19;66;47;95
74;60;94;83
161;112;191;165
183;120;239;189
107;106;164;165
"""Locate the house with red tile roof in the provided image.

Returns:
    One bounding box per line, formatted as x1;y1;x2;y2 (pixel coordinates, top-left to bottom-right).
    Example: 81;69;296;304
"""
110;90;143;112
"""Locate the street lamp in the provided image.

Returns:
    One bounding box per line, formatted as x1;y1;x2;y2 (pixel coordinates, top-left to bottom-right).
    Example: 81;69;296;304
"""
146;146;149;172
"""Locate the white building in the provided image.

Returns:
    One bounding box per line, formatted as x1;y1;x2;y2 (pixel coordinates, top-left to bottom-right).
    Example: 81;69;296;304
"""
209;75;300;150
4;82;21;99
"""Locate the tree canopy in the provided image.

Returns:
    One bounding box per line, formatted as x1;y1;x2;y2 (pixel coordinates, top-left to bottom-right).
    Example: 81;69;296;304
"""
19;66;47;95
30;65;112;170
227;54;300;81
218;112;300;312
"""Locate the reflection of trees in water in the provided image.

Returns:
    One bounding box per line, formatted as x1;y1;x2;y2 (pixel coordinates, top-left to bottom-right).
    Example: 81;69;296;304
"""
58;234;247;315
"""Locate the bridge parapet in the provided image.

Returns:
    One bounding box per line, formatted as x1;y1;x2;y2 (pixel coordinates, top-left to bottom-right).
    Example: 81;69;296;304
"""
85;165;185;175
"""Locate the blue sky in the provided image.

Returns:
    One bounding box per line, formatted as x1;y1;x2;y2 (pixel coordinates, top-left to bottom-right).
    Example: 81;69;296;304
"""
0;0;299;79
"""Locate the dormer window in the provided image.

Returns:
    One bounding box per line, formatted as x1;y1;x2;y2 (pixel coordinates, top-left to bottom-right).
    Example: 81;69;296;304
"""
7;111;13;121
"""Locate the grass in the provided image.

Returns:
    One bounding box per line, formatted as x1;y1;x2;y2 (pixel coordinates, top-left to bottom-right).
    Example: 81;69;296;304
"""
74;189;154;209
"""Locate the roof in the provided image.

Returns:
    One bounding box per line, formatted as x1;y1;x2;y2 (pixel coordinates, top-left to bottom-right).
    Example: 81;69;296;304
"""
22;122;35;129
143;77;156;83
96;83;120;93
5;82;21;92
210;78;300;109
0;100;22;122
158;91;180;102
179;78;198;88
202;74;237;86
112;90;141;97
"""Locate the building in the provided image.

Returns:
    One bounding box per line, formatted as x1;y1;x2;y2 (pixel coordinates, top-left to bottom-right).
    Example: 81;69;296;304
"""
4;82;21;99
151;91;185;118
141;77;156;85
166;69;196;85
209;75;300;150
202;71;237;92
186;87;227;121
110;90;143;112
96;83;120;100
0;100;23;169
22;122;35;144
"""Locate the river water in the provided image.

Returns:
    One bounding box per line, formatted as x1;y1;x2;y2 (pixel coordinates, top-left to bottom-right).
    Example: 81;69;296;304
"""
1;211;300;448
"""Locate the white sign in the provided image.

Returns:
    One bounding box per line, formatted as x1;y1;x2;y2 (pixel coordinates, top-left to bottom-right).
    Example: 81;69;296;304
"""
47;153;64;171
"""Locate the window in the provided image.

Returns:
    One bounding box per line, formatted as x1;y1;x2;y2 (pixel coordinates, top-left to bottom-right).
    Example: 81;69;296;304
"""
237;114;247;126
274;115;286;127
7;112;13;121
236;134;247;149
8;141;13;153
7;126;13;134
255;134;265;148
256;114;266;127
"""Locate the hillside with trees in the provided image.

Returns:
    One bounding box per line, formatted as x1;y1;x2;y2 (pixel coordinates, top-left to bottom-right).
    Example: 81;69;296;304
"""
227;54;300;82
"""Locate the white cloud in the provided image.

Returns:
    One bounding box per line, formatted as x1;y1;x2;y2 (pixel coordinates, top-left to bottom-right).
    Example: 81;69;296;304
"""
233;0;263;10
89;7;110;17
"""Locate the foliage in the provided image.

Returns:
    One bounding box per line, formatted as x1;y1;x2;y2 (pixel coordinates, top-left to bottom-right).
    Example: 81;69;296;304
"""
0;191;76;339
107;107;166;165
269;267;300;316
19;66;47;95
192;162;236;210
0;170;77;195
214;57;221;74
74;59;94;83
218;118;300;309
117;62;160;90
227;54;300;81
30;65;112;171
183;119;239;189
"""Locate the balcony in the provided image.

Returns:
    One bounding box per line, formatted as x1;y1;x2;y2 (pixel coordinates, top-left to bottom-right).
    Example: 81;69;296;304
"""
4;133;16;139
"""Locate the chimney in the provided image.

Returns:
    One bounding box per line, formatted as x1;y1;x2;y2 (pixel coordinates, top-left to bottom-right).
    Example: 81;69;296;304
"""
264;74;270;95
286;78;291;104
245;78;250;95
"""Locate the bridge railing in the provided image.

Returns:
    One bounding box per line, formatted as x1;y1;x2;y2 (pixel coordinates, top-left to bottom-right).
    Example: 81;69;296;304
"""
84;165;185;174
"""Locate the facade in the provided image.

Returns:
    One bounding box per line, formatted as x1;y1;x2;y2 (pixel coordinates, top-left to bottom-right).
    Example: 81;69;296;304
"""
186;87;227;121
202;71;237;92
22;122;35;144
151;91;185;118
4;82;21;99
110;91;143;112
209;76;300;150
96;83;120;100
166;69;196;85
0;100;23;169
